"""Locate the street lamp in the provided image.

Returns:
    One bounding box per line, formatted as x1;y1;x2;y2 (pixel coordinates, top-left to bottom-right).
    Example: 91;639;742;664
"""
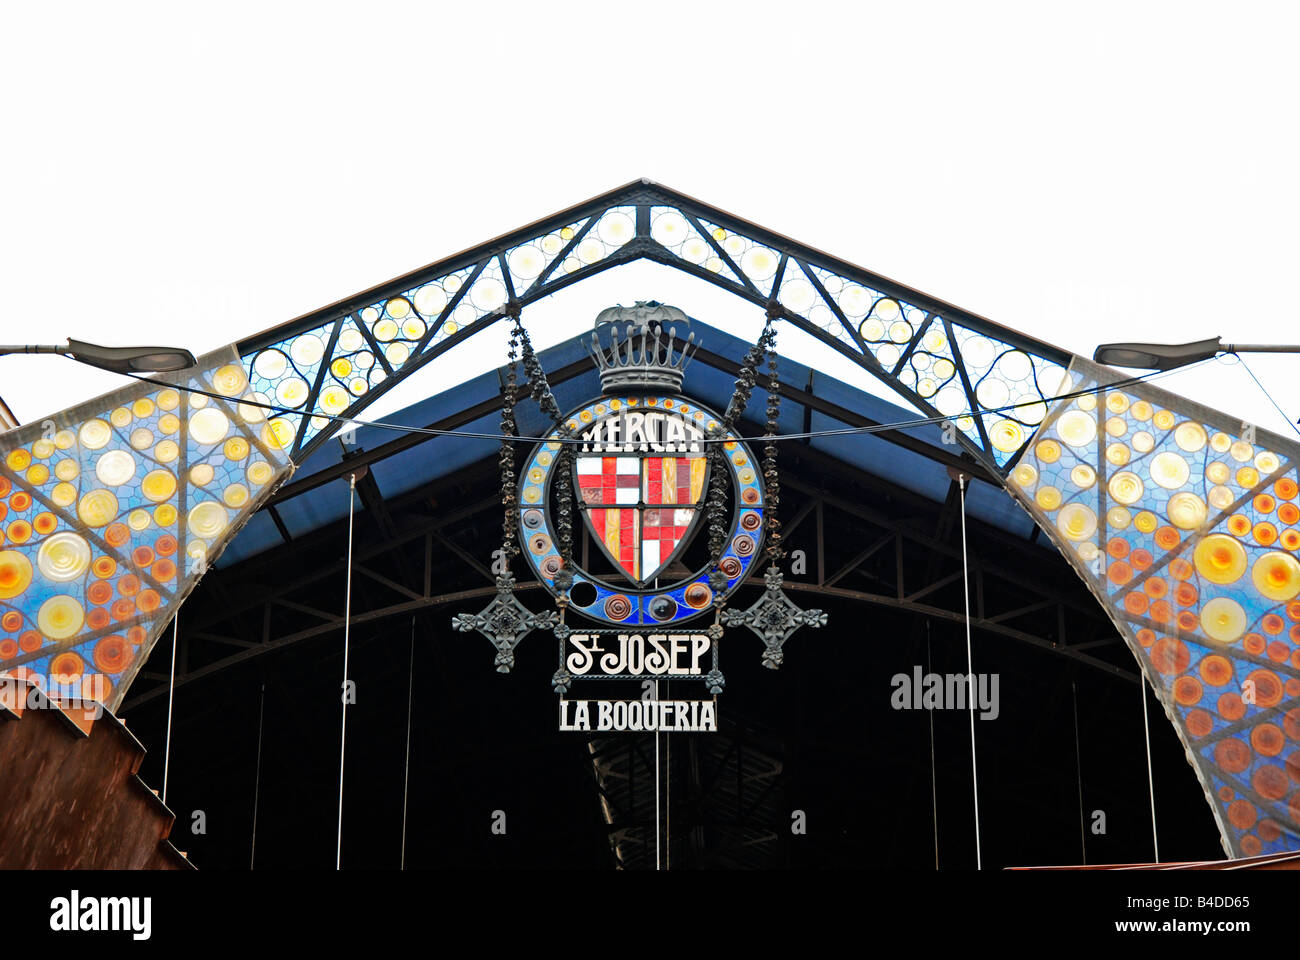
1094;338;1300;372
0;339;196;374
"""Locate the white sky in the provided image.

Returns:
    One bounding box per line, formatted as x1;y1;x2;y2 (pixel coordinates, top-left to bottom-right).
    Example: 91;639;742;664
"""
2;1;1299;444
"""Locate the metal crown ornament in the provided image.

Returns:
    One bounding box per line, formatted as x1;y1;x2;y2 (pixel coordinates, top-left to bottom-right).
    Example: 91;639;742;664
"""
586;301;699;394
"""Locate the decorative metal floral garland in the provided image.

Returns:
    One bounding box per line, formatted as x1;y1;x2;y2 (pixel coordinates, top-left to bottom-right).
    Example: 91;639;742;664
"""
452;304;561;671
719;305;826;668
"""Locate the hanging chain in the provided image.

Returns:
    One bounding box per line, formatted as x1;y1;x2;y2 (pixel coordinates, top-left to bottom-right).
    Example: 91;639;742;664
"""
707;309;781;596
498;319;521;574
507;303;576;599
515;306;566;429
762;317;784;566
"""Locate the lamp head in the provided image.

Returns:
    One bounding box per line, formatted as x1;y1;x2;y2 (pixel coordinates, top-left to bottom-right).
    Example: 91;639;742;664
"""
1093;337;1222;371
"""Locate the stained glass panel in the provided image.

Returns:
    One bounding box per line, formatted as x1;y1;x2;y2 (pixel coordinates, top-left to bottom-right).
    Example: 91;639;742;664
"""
0;347;294;712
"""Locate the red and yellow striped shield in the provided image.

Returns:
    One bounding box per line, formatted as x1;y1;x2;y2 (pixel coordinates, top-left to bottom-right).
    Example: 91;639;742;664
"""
574;454;709;584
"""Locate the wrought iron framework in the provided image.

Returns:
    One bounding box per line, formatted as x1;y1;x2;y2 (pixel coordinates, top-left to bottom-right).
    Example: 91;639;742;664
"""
3;179;1300;861
237;180;1074;475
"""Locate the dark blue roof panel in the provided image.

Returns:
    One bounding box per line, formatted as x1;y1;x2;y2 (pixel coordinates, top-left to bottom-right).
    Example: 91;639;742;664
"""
217;320;1039;566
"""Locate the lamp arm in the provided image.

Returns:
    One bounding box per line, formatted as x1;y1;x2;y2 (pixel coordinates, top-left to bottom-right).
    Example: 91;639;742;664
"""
1221;344;1300;355
0;344;68;356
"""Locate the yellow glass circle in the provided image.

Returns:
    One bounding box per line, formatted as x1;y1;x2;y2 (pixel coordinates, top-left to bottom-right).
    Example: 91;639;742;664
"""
263;418;295;449
31;438;54;459
1210;432;1232;453
374;319;399;342
1201;597;1247;645
1056;410;1097;448
157;389;181;411
212;364;249;397
1174;422;1206;451
1193;534;1248;584
154;504;177;526
1132;431;1155;454
1105;443;1131;466
190;408;230;446
95;449;137;487
386;342;410;367
276;378;308;408
1256;451;1280;474
37;595;84;641
1208;485;1235;510
190;464;214;486
110;406;132;428
26;463;49;486
132;398;155;418
128;508;151;531
223;483;250;508
247;461;273;486
1131;401;1153;421
188;501;229;540
76;489;119;528
1035;486;1062;511
155;440;179;463
1105;392;1130;414
51;482;77;507
1167;492;1208;530
1230;440;1254;463
290;334;324;367
1057;502;1098;542
142;469;178;503
1108;471;1144;505
53;429;75;450
1134;510;1159;533
224;437;250;461
990;420;1023;453
1252;551;1300;602
1011;463;1037;488
320;386;349;414
1150;452;1190;490
54;458;79;481
79;419;112;450
37;532;91;582
332;358;352;378
1237;467;1260;489
1076;394;1097;412
1107;506;1133;530
1070;465;1096;489
1105;416;1127;438
157;413;179;435
1035;439;1061;464
1206;461;1230;484
1153;410;1175;431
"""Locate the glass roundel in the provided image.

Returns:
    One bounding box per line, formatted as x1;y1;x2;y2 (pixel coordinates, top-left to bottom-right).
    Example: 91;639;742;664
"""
518;393;764;626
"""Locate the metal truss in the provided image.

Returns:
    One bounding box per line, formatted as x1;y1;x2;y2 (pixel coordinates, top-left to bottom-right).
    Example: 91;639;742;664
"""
235;180;1075;476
